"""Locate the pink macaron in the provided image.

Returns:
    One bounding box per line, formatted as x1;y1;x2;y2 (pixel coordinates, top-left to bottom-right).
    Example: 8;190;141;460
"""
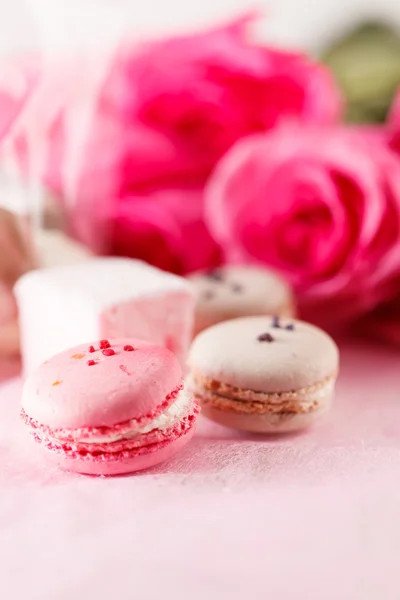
21;339;199;475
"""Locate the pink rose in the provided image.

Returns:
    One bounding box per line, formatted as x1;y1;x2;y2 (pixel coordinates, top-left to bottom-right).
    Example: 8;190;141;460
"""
359;292;400;347
9;17;341;259
115;15;341;185
109;189;222;274
206;123;400;324
32;16;341;198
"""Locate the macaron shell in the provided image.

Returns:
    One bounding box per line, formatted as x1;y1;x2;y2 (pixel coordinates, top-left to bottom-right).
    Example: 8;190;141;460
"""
189;317;339;394
201;399;331;433
39;422;196;476
22;339;182;429
189;266;294;333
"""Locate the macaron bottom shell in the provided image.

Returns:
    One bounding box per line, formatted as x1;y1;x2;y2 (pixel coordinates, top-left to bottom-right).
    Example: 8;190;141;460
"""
35;420;197;476
200;396;332;433
193;376;336;434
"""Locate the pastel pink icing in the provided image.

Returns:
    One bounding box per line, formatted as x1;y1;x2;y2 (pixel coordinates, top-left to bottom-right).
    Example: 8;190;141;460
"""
22;339;183;429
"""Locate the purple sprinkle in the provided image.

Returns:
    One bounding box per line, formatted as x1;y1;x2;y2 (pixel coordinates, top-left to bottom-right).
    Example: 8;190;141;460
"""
202;290;214;301
206;269;223;282
258;333;274;343
231;283;243;293
286;324;295;331
272;315;281;328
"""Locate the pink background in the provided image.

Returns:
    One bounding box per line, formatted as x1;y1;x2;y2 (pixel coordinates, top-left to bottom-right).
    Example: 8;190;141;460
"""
1;340;399;599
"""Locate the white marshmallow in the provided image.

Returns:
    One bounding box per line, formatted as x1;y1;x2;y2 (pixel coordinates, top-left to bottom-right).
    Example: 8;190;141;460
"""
15;257;194;375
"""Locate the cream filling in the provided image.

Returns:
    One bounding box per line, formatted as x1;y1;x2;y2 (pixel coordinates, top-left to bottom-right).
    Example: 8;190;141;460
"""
74;388;192;445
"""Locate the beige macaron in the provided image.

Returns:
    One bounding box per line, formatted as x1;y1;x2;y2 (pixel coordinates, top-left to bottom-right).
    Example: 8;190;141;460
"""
188;316;339;433
188;265;295;337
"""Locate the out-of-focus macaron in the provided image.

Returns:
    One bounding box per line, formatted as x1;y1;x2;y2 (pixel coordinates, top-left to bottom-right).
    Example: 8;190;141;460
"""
0;282;21;379
188;316;339;433
21;339;199;475
188;265;295;336
0;282;20;356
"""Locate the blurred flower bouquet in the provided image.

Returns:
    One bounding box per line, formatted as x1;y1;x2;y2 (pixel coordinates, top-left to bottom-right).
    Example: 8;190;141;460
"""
3;14;400;346
38;16;341;272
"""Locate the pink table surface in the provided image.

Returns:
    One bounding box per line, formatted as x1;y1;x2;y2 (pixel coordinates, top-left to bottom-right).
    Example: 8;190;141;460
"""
1;340;399;600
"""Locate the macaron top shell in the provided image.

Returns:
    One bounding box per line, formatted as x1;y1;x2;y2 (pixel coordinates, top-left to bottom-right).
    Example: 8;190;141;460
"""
22;339;182;429
189;265;293;318
189;317;339;394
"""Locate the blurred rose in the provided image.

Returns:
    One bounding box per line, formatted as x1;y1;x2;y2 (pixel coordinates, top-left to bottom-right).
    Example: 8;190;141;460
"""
206;123;400;324
44;117;200;204
8;17;342;266
109;189;222;274
115;15;341;186
359;291;400;347
28;17;341;238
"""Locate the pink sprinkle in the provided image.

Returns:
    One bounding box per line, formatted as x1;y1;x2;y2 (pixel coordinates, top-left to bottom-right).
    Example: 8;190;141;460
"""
88;345;95;353
99;339;111;349
87;360;96;366
102;348;115;357
123;344;134;352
